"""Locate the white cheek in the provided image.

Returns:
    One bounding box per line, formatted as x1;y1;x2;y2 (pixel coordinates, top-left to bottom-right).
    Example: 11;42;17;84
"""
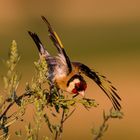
67;79;80;93
67;82;75;93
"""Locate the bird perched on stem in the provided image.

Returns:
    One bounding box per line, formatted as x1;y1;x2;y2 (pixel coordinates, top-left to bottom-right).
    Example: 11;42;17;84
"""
28;16;121;110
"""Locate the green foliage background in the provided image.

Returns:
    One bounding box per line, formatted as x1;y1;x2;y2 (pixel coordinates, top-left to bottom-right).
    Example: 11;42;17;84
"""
0;41;122;140
0;1;140;139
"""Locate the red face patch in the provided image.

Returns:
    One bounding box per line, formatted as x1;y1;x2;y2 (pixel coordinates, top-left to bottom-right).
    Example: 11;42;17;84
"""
72;82;87;94
72;88;77;93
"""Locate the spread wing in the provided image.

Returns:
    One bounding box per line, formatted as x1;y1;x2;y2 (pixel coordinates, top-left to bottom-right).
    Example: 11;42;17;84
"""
28;31;50;56
73;62;121;110
41;16;72;74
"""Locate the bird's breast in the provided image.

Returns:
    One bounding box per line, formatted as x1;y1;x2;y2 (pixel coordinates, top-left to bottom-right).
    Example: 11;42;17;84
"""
54;68;80;91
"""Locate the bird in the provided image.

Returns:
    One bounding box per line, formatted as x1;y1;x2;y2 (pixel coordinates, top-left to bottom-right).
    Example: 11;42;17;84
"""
28;16;121;110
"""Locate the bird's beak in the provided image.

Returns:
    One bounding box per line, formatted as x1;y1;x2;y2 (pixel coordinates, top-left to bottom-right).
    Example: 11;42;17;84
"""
79;91;85;97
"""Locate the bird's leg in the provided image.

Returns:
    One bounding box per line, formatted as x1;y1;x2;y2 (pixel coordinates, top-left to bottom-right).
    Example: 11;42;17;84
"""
48;82;61;103
50;83;55;95
46;82;55;103
50;84;60;96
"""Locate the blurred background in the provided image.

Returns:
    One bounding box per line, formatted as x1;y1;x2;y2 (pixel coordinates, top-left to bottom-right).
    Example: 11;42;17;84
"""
0;0;140;139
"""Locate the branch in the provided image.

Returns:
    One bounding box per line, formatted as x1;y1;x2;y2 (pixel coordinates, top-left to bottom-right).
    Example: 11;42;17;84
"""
93;108;123;140
0;91;33;120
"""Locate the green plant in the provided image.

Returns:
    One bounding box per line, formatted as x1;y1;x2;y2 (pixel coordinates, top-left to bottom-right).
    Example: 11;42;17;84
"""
0;41;123;140
92;108;123;140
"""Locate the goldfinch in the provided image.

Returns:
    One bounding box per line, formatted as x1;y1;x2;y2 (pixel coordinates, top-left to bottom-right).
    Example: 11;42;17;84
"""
28;16;121;110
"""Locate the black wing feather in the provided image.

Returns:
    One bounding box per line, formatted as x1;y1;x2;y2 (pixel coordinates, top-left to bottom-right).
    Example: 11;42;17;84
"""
73;62;121;110
28;31;48;55
41;16;72;73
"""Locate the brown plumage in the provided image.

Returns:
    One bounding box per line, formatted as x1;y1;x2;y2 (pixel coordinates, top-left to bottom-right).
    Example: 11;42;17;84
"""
28;16;121;110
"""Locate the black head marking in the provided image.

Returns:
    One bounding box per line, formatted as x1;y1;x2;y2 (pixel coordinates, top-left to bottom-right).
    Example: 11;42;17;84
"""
67;75;85;87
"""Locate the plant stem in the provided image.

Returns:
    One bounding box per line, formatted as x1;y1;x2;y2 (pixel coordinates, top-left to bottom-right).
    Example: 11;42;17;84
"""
93;115;110;140
54;108;76;140
0;91;33;120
